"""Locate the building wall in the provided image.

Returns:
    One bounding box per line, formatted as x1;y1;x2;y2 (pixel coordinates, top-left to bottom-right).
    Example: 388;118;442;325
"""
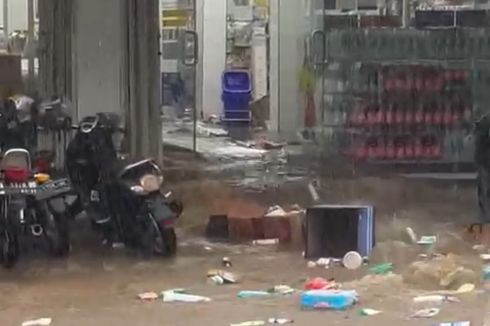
0;0;28;31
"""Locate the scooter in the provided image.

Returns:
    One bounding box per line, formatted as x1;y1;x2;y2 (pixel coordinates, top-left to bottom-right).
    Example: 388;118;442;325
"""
65;113;182;256
0;148;71;268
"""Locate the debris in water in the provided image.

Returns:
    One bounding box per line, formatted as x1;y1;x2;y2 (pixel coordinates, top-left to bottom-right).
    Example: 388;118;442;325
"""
418;236;437;245
22;318;52;326
137;292;159;301
268;318;294;324
222;257;232;268
411;308;440;318
359;308;381;316
237;291;271;299
230;321;265;326
406;227;418;244
433;322;470;326
252;239;279;246
268;285;294;295
304;277;340;290
369;263;393;275
343;251;363;270
162;290;211;303
412;295;459;304
207;269;238;284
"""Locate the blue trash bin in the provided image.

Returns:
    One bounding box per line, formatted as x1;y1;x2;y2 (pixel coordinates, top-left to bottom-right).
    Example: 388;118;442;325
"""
221;70;252;122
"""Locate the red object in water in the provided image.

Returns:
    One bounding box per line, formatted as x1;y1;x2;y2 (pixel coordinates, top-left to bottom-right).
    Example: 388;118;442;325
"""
304;277;336;290
4;167;29;183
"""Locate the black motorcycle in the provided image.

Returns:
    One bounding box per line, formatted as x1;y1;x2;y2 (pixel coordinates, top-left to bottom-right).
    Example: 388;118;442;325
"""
0;148;71;268
66;113;182;256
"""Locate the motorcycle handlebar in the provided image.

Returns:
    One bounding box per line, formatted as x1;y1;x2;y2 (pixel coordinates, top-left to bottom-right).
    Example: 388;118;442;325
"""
71;124;125;133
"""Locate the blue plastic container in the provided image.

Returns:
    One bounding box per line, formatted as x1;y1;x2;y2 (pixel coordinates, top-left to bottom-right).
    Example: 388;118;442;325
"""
300;290;358;310
222;70;252;122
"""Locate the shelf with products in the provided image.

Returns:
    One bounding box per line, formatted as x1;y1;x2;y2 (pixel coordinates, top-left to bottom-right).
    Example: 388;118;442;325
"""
321;60;477;164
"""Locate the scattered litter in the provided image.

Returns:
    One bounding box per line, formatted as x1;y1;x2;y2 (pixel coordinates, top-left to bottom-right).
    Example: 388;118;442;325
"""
162;289;211;303
456;283;475;294
237;291;271;299
473;244;486;251
418;236;437;245
268;318;294;324
222;257;232;268
230;321;265;326
316;258;330;267
208;275;224;285
252;239;279;246
406;227;418;244
207;269;238;284
137;292;159;301
480;254;490;261
411;308;440;318
304;277;340;290
265;206;288;217
204;246;213;251
269;285;294;295
369;263;393;275
300;290;359;310
343;251;363;270
433;322;470;326
307;261;317;268
413;295;459;304
22;318;52;326
359;308;382;316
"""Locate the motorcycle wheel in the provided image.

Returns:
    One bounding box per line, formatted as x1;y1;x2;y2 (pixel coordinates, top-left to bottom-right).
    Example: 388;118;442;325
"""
0;228;19;269
43;208;70;257
144;216;177;257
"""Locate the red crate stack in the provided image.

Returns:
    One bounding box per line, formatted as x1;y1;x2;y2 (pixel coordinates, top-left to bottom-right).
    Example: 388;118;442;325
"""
347;64;472;162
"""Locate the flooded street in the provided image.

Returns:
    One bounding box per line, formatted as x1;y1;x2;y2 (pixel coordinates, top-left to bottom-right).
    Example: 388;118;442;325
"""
0;226;487;326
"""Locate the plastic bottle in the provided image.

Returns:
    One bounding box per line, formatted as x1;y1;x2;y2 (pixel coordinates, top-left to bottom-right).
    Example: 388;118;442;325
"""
300;290;358;310
237;291;271;299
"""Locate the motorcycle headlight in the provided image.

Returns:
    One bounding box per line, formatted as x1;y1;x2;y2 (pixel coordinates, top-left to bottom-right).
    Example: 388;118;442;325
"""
139;174;163;193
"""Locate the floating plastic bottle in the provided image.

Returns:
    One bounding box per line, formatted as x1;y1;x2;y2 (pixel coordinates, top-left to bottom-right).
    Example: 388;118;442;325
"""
300;290;358;310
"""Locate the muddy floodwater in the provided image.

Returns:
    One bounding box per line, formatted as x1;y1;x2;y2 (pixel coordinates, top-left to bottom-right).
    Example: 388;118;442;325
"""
0;232;487;326
0;175;488;325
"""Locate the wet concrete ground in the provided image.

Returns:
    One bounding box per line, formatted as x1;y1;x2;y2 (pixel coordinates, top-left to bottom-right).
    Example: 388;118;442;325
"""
0;232;487;326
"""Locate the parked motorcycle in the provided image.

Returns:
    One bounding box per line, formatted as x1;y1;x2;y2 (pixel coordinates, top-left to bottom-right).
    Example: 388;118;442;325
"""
65;113;182;256
0;148;71;268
